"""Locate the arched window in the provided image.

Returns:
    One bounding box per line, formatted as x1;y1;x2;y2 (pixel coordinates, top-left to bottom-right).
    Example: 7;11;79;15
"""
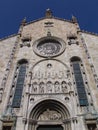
12;59;28;108
71;57;88;106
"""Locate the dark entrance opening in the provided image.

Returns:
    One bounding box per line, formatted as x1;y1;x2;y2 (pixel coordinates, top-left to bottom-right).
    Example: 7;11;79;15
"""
37;125;63;130
3;126;12;130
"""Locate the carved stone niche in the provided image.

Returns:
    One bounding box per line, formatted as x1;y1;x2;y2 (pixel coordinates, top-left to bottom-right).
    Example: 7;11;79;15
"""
20;35;31;47
67;33;79;45
61;81;68;93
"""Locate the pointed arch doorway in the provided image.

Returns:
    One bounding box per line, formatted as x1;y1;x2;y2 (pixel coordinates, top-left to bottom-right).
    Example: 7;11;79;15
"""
28;100;71;130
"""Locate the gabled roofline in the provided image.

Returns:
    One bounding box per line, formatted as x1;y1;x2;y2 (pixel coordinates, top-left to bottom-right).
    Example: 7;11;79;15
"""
0;16;98;41
25;16;73;26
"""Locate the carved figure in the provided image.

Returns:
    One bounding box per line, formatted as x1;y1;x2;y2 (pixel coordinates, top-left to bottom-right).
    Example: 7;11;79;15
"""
68;81;72;87
47;81;52;93
39;82;44;93
61;81;67;93
54;82;60;93
32;82;38;93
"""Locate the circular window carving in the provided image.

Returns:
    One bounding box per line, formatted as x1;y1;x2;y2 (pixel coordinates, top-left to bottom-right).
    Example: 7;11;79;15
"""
33;37;65;57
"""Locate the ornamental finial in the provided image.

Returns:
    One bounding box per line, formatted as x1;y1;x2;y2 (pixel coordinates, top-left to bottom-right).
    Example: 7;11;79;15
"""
45;9;53;18
21;17;27;26
72;15;78;23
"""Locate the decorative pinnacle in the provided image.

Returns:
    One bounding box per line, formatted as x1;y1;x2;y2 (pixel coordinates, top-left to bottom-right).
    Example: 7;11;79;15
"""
72;15;78;23
45;8;53;18
21;17;27;26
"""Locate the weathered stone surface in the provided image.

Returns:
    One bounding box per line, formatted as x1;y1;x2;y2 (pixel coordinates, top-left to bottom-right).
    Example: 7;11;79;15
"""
0;17;98;130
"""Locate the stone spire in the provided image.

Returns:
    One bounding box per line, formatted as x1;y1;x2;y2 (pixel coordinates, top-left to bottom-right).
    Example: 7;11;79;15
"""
45;8;53;18
72;15;78;23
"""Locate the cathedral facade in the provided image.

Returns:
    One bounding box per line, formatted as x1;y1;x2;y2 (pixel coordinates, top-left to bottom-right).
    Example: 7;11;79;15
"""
0;9;98;130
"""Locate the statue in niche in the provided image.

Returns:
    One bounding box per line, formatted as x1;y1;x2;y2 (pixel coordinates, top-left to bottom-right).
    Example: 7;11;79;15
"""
38;109;62;120
61;81;67;93
54;82;60;93
47;81;52;93
32;82;38;93
39;82;44;93
67;80;72;87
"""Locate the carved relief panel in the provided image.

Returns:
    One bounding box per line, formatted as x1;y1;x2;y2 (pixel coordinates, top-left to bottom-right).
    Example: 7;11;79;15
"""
29;60;72;94
38;109;62;120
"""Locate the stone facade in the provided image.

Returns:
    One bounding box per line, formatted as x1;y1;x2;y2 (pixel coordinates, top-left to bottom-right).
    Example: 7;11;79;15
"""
0;10;98;130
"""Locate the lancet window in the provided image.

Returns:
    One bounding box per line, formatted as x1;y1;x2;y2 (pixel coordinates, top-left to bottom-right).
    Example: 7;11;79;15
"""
12;59;28;108
71;57;88;106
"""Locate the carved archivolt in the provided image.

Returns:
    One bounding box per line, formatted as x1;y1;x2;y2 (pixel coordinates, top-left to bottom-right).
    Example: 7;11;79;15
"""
29;99;70;120
29;100;71;130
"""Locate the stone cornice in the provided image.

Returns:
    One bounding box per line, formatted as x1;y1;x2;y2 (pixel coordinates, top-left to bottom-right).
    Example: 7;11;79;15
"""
81;30;98;36
0;33;18;42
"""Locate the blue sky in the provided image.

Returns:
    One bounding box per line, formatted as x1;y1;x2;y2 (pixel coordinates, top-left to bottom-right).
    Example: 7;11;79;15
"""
0;0;98;39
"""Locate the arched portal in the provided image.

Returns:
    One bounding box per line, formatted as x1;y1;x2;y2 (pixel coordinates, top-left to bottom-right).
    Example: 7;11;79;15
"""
28;100;71;130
